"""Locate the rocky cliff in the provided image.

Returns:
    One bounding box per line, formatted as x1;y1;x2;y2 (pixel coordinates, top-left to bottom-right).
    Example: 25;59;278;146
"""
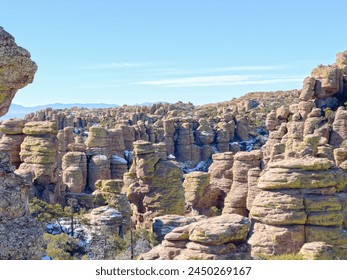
0;27;43;260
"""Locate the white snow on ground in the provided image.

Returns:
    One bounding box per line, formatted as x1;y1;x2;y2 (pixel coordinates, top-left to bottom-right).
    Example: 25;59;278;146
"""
111;155;127;164
200;131;213;136
232;137;258;152
211;144;219;154
180;160;210;173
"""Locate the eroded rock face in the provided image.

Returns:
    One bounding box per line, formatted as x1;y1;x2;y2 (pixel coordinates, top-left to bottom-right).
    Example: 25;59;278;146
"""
18;121;60;203
0;152;44;259
249;157;347;259
299;242;335;260
0;118;27;168
223;150;263;216
140;214;251;260
123;140;185;228
62;152;87;193
208;152;234;209
92;179;131;230
183;171;219;216
0;27;37;116
311;65;343;99
330;108;347;147
0;27;43;260
152;215;205;242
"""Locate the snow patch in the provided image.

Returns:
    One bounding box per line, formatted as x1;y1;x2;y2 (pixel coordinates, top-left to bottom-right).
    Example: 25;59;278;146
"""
167;154;176;159
111;155;127;164
180;160;210;173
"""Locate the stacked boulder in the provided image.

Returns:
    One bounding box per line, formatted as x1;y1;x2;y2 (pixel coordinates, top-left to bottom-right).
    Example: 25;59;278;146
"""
235;115;249;141
249;157;347;259
175;118;200;165
223;150;263;216
214;121;234;152
163;118;176;156
152;215;204;242
208;152;234;209
92;179;132;229
0;118;27;168
195;119;214;160
85;127;111;190
88;155;111;191
123;140;185;228
118;123;136;151
62;151;87;193
86;126;112;158
330;107;347;147
183;171;218;216
18;121;60;203
109;128;126;158
141;214;251;260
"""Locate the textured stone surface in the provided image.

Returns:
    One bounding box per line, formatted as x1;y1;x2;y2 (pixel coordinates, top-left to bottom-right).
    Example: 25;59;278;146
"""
18;120;60;203
152;215;204;242
299;242;335;260
93;179;131;230
330;109;347;147
299;77;316;101
0;151;44;259
0;119;26;167
183;171;220;216
250;157;347;259
140;214;251;260
87;154;111;191
62;152;87;193
223;150;262;216
124;141;185;228
0;27;37;116
249;223;305;256
311;65;343;98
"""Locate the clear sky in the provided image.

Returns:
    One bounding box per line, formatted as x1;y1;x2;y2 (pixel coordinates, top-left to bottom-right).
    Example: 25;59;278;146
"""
2;0;347;106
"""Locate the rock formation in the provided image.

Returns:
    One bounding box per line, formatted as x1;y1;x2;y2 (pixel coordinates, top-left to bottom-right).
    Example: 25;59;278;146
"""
0;27;37;116
0;27;43;260
123;140;185;228
62;151;87;193
152;215;205;242
140;214;250;260
93;179;132;230
183;171;220;216
18;121;60;203
0;151;44;259
0;118;27;168
249;157;347;259
208;152;234;209
3;32;347;260
223;150;263;216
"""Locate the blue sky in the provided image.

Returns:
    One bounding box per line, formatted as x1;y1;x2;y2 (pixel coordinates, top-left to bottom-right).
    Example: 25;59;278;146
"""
2;0;347;106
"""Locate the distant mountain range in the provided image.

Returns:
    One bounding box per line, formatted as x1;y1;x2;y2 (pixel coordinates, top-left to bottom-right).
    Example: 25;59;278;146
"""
0;102;170;120
1;103;119;120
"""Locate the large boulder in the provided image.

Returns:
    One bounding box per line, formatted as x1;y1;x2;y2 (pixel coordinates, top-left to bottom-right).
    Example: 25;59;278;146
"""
140;214;251;260
0;27;37;116
124;141;185;228
249;157;347;259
